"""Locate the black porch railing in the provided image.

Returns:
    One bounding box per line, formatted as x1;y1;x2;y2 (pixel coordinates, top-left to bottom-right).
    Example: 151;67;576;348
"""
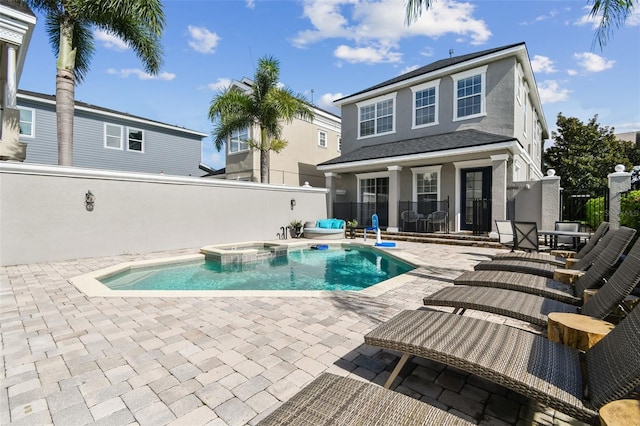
561;188;609;230
398;198;449;233
472;198;491;235
333;202;389;228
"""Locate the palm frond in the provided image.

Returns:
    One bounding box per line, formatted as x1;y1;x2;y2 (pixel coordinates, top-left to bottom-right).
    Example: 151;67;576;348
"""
405;0;434;25
590;0;634;48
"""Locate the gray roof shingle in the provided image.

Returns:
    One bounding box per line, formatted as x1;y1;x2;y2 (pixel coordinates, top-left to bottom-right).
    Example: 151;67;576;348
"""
319;129;516;166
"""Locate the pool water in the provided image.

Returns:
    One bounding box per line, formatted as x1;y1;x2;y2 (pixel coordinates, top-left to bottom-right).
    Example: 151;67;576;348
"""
101;246;414;291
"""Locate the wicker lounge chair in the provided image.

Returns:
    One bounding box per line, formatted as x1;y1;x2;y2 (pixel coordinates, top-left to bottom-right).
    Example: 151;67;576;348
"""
423;237;640;326
473;225;633;278
454;227;637;305
491;221;609;266
258;373;474;425
364;306;640;424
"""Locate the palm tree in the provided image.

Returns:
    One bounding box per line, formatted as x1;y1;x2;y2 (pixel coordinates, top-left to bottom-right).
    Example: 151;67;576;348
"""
24;0;165;166
404;0;635;48
209;55;314;184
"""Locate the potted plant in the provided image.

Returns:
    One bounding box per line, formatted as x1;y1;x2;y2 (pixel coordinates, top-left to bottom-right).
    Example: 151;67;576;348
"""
346;219;358;239
289;219;302;238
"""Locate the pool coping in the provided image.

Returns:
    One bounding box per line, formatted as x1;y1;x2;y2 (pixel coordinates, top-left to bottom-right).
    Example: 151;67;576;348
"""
69;240;424;298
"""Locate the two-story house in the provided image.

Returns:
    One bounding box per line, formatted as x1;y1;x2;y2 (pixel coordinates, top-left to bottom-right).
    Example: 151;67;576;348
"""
322;42;548;233
218;78;341;187
18;90;207;177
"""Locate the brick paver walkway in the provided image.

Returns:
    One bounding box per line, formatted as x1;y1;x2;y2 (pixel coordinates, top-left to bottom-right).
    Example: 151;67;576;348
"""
1;240;587;425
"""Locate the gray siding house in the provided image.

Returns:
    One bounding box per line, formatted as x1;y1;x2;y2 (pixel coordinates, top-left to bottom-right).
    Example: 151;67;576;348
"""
323;42;548;233
18;90;207;177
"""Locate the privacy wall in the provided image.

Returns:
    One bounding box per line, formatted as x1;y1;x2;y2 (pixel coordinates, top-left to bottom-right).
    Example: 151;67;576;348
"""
0;164;329;266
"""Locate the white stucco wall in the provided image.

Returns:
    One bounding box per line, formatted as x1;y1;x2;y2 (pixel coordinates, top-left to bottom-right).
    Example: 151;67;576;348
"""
0;163;329;266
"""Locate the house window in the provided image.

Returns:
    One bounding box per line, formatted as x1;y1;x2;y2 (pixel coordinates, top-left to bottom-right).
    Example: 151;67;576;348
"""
452;66;487;121
412;80;440;128
18;107;35;137
104;123;123;149
337;136;341;152
318;131;327;148
128;128;144;152
229;127;249;153
357;93;396;138
412;165;442;207
359;176;389;203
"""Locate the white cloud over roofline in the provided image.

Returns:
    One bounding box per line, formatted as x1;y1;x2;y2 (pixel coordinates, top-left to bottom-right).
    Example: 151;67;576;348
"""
293;0;491;63
106;68;176;81
334;45;402;64
538;80;571;104
531;55;557;74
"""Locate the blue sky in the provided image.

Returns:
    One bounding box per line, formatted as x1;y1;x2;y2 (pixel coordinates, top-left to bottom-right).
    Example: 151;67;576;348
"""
18;0;640;170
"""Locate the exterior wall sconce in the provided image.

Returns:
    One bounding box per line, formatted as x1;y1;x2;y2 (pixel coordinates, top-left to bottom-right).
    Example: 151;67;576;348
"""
290;199;296;210
85;190;95;211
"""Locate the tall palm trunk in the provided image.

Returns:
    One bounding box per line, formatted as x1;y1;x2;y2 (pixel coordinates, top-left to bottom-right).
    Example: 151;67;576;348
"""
260;127;269;183
56;19;77;166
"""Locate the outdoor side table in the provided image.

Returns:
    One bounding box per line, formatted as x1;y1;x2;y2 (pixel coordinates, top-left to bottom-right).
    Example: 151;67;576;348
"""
553;269;585;285
547;312;614;352
599;399;640;426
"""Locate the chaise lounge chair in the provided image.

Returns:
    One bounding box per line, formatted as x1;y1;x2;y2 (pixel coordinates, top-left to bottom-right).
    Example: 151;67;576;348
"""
422;237;640;326
363;304;640;424
473;225;634;278
491;221;609;266
258;373;474;425
453;227;636;305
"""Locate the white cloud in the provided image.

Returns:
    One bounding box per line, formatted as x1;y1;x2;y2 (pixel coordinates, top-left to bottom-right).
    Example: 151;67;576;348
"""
107;68;176;81
531;55;557;74
318;92;344;110
187;25;220;54
399;65;419;75
293;0;491;62
205;78;232;91
246;0;255;9
574;5;601;29
537;80;571;104
567;69;578;76
94;29;128;51
628;7;640;25
574;52;615;72
334;45;402;64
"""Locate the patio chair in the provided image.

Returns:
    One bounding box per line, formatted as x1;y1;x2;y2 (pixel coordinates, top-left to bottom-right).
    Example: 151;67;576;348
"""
494;219;514;251
454;227;637;305
423;236;640;327
512;221;539;252
258;373;474;425
426;210;448;233
473;225;633;278
363;304;640;424
491;221;609;266
555;221;582;249
400;210;420;232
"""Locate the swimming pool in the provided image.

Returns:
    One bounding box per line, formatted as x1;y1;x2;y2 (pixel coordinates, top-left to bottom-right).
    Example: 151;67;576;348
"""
100;245;414;292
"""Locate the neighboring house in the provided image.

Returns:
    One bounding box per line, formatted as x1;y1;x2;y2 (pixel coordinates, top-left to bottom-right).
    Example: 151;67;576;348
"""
0;0;36;162
18;90;207;177
322;42;548;233
217;77;341;187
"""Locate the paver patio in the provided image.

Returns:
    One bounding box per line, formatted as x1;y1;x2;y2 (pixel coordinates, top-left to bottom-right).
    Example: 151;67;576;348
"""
1;240;588;425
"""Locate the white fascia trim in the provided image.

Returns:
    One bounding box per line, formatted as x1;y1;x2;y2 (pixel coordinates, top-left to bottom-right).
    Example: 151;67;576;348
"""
312;113;341;133
334;45;526;107
17;93;208;138
318;140;520;172
0;163;330;193
355;170;390;180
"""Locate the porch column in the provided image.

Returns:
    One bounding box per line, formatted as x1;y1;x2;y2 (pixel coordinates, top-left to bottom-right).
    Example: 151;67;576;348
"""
0;44;26;162
608;164;631;229
541;169;561;231
324;172;338;218
490;154;509;235
387;165;402;232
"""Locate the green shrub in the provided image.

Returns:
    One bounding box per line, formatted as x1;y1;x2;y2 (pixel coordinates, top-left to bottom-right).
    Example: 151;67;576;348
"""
620;190;640;232
585;196;606;230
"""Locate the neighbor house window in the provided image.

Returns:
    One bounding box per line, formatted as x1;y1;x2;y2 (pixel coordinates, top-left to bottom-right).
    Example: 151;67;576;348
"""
337;136;341;152
318;130;327;148
411;80;440;128
452;66;487;121
104;123;123;149
357;93;396;138
127;128;144;152
523;95;528;137
229;127;249;153
18;107;35;137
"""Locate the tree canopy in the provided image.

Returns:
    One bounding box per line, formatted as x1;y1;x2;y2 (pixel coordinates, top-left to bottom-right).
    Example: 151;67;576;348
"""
208;56;314;183
544;113;639;192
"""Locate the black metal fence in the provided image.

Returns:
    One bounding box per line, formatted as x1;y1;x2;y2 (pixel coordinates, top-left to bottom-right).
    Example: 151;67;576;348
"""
333;202;389;228
561;188;609;228
397;198;449;233
472;198;491;235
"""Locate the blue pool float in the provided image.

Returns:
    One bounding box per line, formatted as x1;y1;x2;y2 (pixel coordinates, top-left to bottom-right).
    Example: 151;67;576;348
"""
311;244;329;250
375;241;396;248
